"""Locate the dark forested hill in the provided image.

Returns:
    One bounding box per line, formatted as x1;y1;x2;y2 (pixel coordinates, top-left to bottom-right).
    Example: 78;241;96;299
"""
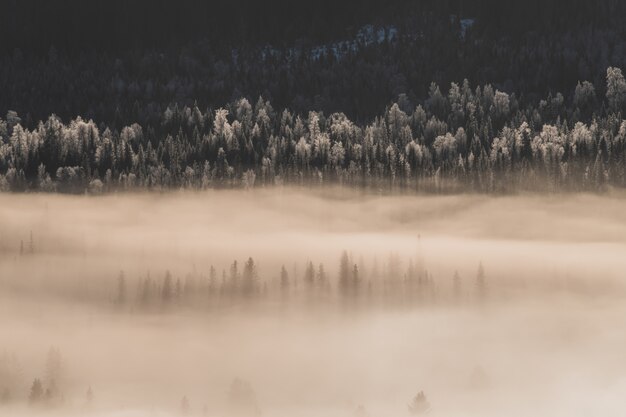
4;0;625;53
1;1;625;193
2;1;625;124
3;0;412;52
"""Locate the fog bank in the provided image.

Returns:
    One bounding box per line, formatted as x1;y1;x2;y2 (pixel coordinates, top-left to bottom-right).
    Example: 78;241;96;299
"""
1;188;626;416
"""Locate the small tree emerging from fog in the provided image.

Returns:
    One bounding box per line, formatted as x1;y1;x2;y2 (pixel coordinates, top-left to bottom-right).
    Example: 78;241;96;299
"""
352;264;360;290
476;262;487;300
162;271;173;303
117;271;126;305
408;391;430;415
304;261;315;289
228;378;260;416
1;388;11;404
86;386;93;404
317;263;328;290
29;378;43;404
45;347;63;388
229;261;240;293
453;270;462;301
28;231;34;254
280;266;290;291
44;380;59;404
354;405;370;417
181;395;190;415
469;366;490;390
339;251;351;294
242;257;258;296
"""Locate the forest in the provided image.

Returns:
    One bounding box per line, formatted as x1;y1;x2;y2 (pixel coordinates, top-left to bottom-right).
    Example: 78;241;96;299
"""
1;66;625;193
1;2;625;194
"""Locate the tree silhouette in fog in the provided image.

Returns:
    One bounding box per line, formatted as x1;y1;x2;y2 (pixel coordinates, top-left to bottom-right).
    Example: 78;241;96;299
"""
181;395;190;415
408;390;430;415
339;251;351;295
45;347;63;389
117;271;126;305
0;388;10;404
453;270;462;301
228;378;260;416
280;265;290;292
304;261;316;289
103;250;508;312
85;385;93;405
162;271;173;303
242;257;258;296
28;378;43;404
476;262;487;301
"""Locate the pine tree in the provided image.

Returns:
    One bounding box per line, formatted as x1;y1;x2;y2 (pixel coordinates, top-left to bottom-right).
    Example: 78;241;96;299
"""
162;271;173;303
29;379;43;404
607;67;626;114
317;263;328;291
45;348;63;388
476;262;487;300
181;395;190;415
0;388;10;404
352;264;360;291
242;257;258;296
304;261;315;290
339;251;351;294
453;271;461;301
117;271;126;305
280;266;290;292
28;231;34;254
408;391;430;415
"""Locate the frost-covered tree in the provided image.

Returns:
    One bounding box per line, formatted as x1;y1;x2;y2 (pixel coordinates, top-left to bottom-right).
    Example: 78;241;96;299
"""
574;81;596;119
606;67;626;114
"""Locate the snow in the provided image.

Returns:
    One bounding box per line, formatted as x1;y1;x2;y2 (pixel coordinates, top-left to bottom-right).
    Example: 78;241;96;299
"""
460;18;476;39
248;24;399;63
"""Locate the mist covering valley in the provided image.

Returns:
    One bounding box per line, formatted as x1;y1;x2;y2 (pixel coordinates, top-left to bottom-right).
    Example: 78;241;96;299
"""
3;1;626;416
1;188;626;417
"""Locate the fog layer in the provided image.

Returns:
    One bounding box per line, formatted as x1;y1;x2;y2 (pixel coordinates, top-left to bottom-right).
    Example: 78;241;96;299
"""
1;188;626;417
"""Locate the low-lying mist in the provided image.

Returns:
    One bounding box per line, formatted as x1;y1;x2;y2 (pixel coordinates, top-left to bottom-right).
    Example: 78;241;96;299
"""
1;187;626;417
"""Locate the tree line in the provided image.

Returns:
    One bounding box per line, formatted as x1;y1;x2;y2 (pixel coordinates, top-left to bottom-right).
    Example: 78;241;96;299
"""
0;67;625;193
109;251;490;312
